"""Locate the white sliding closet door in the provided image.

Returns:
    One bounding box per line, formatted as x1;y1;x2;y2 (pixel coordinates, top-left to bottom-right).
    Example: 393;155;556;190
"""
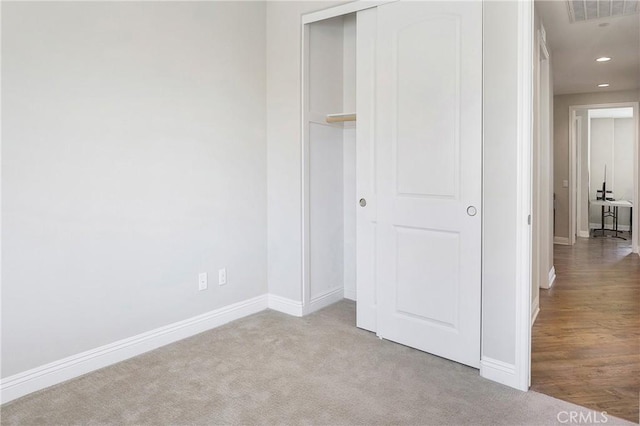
373;0;482;368
355;7;378;333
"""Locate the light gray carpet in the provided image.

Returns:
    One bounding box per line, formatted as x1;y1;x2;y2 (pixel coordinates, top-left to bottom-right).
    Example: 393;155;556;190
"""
1;300;635;425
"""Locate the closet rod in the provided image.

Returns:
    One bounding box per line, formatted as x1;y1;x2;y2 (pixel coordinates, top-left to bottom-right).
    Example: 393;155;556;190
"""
326;113;356;123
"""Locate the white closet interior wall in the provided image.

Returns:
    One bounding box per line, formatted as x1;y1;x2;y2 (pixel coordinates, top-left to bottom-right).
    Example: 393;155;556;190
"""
307;14;356;303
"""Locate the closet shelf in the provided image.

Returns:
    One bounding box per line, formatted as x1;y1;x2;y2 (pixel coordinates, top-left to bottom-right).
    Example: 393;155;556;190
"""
326;113;356;123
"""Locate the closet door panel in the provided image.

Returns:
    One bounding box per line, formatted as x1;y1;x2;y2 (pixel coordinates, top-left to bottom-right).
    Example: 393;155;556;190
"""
395;16;459;198
355;7;378;332
374;0;482;368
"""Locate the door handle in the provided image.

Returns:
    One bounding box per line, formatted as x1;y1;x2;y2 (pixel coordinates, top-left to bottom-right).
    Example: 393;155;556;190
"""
359;198;367;207
467;206;477;216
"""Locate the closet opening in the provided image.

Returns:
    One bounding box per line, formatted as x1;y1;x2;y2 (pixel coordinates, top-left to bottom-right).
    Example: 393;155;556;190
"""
302;12;357;316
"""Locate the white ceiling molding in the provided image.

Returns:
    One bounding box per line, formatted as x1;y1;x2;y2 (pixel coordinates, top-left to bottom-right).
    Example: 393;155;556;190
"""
568;0;639;23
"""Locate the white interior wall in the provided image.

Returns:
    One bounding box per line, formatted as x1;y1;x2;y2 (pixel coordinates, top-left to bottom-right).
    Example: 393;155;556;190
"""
1;1;267;378
531;11;541;317
309;124;344;299
266;1;347;303
613;118;634;223
588;117;635;228
531;8;553;284
307;14;356;303
589;117;615;213
1;0;538;396
308;17;345;301
546;40;555;283
532;7;554;314
482;0;520;369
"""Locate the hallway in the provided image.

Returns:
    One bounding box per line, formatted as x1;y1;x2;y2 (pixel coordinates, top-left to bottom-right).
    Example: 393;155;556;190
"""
531;236;640;422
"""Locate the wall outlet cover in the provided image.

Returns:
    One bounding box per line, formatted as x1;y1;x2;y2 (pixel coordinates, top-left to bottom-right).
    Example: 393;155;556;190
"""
198;272;208;291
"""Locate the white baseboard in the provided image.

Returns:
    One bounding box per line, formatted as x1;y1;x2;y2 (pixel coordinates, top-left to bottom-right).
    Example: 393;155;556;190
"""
531;299;540;326
343;288;356;301
578;230;590;238
480;357;521;390
540;266;556;290
0;295;268;405
267;294;303;317
531;306;540;326
304;287;344;315
268;289;344;317
553;236;570;245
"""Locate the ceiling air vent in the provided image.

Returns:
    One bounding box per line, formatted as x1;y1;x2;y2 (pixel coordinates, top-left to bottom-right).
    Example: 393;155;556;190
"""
568;0;639;22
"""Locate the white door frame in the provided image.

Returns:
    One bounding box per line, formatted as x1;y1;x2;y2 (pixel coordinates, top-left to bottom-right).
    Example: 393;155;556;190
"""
534;24;553;294
301;0;396;24
515;0;534;391
569;102;640;254
567;107;577;245
300;0;535;393
572;112;586;238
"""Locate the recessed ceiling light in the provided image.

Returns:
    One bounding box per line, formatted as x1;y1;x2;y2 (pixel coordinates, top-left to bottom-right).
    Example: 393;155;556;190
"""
596;57;612;62
598;22;610;27
598;83;610;88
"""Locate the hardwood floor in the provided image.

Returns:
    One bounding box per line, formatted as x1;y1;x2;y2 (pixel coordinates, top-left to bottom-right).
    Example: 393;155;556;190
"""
531;235;640;423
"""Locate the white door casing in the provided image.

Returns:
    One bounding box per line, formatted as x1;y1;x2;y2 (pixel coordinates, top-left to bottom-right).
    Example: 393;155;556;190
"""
373;0;482;368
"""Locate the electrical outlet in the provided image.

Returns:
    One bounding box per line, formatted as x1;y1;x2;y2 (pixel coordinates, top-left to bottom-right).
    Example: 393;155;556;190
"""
198;272;208;291
218;268;227;286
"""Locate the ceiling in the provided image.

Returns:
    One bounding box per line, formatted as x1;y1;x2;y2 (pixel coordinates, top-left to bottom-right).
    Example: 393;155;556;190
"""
536;0;640;95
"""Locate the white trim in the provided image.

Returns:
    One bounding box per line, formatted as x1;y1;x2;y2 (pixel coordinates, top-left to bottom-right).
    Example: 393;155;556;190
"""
301;19;310;313
301;0;396;25
0;295;268;404
578;230;590;238
304;287;344;315
268;289;345;317
547;266;556;289
0;3;4;404
531;299;540;326
635;102;639;254
569;111;578;245
574;113;583;241
344;288;356;301
554;236;570;245
480;357;519;389
514;0;534;392
268;294;304;317
540;265;555;290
